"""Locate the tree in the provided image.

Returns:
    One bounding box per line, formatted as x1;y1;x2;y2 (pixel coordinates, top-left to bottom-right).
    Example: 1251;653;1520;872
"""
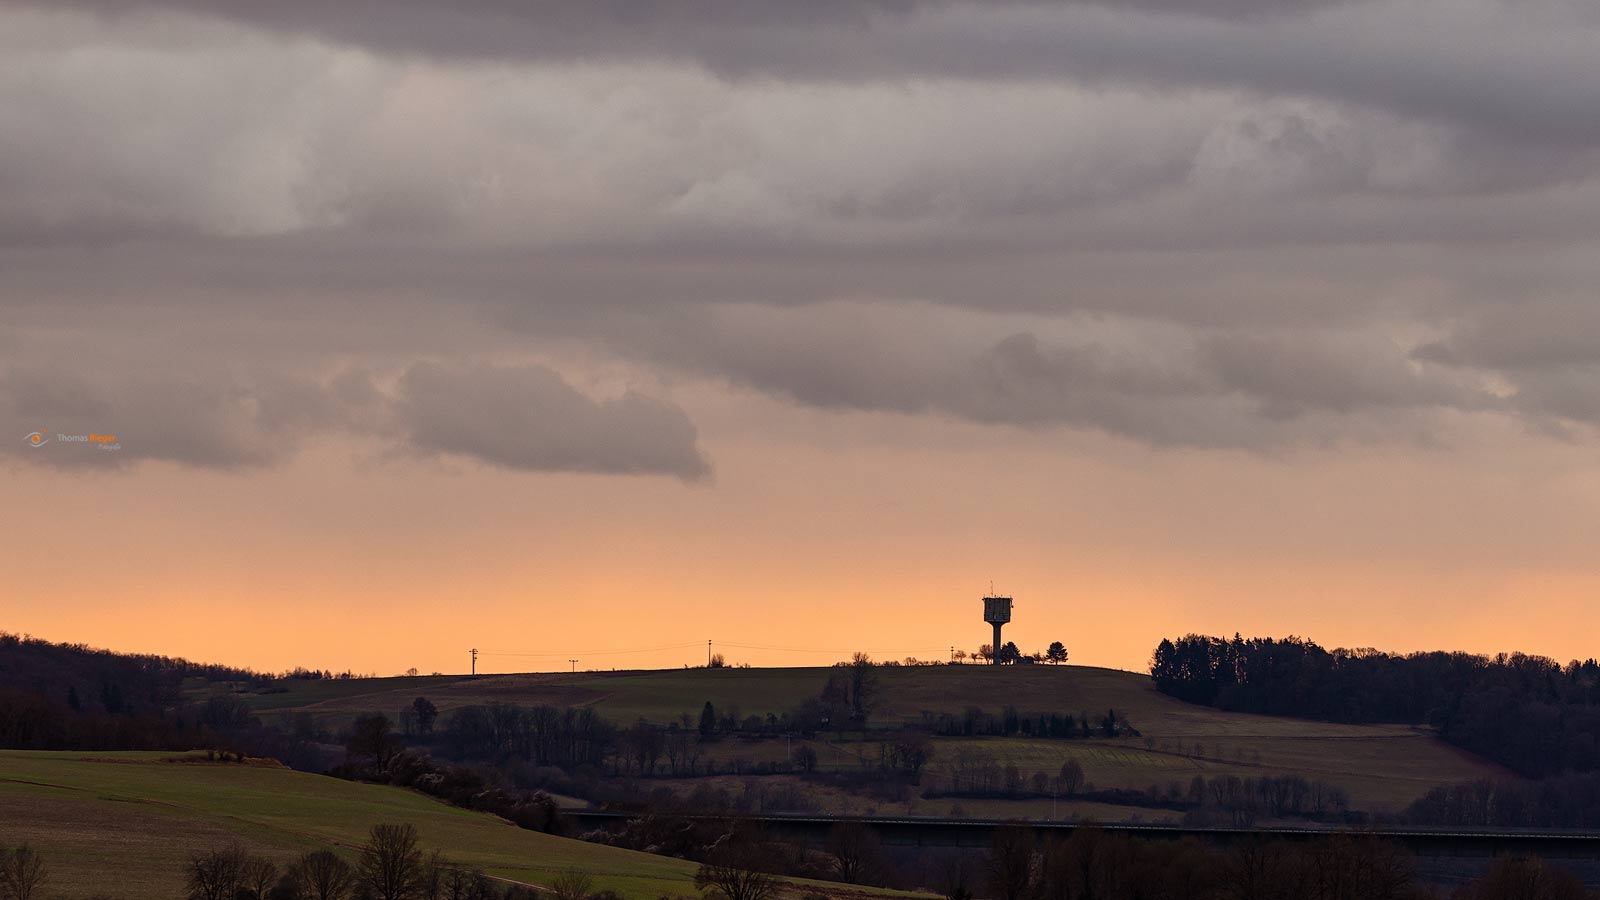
550;870;595;900
975;644;994;664
358;823;424;900
1058;759;1085;796
699;701;717;738
825;822;885;885
416;850;453;900
239;855;277;900
791;743;819;775
293;850;355;900
412;697;438;735
186;845;244;900
1046;642;1067;665
889;727;934;780
347;713;399;770
998;642;1022;666
695;837;778;900
984;826;1036;900
953;649;968;665
1457;855;1586;900
848;653;879;725
0;845;48;900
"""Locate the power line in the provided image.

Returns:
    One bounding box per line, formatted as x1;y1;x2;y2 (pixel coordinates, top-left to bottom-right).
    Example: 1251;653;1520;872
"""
718;641;952;655
471;640;954;663
477;641;704;658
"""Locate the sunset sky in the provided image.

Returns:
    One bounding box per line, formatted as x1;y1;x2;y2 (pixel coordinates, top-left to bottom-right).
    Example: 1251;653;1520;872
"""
4;1;1600;675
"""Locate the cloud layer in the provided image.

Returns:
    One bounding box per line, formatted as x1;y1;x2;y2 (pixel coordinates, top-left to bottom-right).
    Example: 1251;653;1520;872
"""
1;0;1597;474
1;360;710;481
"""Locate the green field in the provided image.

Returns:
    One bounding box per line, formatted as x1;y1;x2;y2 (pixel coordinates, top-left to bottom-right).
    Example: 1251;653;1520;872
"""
0;751;916;900
238;664;1512;815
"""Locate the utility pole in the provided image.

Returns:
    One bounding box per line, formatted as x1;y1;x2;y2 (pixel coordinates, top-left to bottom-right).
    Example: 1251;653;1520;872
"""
569;659;579;673
707;639;712;667
470;648;477;676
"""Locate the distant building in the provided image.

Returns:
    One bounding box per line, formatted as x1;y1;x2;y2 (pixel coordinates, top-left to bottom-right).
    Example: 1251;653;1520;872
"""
982;595;1013;665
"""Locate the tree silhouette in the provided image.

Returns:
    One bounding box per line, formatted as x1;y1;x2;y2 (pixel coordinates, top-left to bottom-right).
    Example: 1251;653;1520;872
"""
0;845;48;900
358;823;423;900
411;697;438;735
292;850;354;900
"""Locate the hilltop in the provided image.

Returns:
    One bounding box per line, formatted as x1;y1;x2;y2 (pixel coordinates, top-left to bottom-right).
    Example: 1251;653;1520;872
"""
239;663;1510;817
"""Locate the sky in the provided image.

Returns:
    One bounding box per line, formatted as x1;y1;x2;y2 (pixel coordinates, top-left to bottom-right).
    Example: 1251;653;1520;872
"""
4;0;1600;676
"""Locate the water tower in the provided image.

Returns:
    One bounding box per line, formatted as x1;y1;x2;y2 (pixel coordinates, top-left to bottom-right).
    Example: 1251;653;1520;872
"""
982;595;1013;665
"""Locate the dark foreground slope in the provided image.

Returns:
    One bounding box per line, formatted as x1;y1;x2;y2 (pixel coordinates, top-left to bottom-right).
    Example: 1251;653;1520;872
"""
0;750;921;900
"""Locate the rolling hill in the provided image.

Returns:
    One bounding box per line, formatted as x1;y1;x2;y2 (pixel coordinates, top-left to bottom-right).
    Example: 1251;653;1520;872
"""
238;664;1513;815
0;750;919;900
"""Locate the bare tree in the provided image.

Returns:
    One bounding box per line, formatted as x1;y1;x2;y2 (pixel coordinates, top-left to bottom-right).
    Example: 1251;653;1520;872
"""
1058;759;1085;797
791;743;819;775
1459;856;1586;900
239;855;278;900
985;827;1036;900
825;822;884;885
186;845;245;900
412;697;439;735
347;714;400;771
359;823;424;900
417;850;454;900
848;652;879;725
0;845;48;900
294;850;356;900
550;870;595;900
694;834;778;900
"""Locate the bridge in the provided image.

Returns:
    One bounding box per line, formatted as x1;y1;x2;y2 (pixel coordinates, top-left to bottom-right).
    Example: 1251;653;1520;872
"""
566;810;1600;860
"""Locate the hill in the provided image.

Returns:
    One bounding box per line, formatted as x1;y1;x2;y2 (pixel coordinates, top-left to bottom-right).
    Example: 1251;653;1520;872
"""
0;750;915;900
241;664;1512;815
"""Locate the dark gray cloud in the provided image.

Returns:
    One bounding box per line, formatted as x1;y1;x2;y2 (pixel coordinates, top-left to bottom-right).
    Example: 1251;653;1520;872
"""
0;360;710;480
597;301;1500;449
27;0;1598;149
394;362;711;480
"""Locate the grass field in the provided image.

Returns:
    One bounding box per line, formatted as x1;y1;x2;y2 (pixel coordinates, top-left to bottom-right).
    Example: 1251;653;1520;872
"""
237;664;1513;815
0;751;918;900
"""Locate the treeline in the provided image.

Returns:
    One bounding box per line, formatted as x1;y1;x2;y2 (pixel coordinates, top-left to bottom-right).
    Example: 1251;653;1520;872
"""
930;706;1134;739
925;755;1351;826
1406;773;1600;830
180;824;557;900
963;826;1591;900
593;817;1594;900
435;704;615;770
0;632;336;760
1149;634;1600;777
0;685;329;770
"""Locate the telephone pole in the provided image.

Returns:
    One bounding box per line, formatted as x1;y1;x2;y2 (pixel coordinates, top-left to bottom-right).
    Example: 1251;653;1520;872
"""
707;639;712;667
470;648;477;676
569;659;579;673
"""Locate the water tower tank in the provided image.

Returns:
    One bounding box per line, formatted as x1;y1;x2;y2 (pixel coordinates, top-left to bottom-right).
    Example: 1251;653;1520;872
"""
982;595;1013;664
